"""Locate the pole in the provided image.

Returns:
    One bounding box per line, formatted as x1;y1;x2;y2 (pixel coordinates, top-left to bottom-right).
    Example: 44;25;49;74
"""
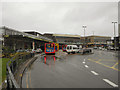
33;41;35;50
93;31;94;36
82;25;87;48
84;28;85;47
114;23;116;51
112;22;117;51
84;28;85;38
114;23;116;37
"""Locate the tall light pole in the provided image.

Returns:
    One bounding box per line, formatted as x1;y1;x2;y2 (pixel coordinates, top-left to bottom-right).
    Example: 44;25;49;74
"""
82;25;87;47
92;31;95;46
112;22;117;51
93;31;94;36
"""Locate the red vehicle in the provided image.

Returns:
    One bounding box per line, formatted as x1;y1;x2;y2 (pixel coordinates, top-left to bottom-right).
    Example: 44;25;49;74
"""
62;45;67;52
45;43;55;55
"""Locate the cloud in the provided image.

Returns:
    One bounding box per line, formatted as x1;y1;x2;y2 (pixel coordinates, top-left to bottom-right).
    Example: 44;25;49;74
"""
0;3;2;26
2;2;118;37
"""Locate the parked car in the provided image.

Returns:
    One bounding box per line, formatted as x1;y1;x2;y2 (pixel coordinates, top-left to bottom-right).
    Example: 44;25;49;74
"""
93;46;97;49
107;46;114;50
101;48;105;51
25;49;31;52
16;49;25;52
36;48;42;53
99;47;102;50
31;49;36;53
82;48;94;54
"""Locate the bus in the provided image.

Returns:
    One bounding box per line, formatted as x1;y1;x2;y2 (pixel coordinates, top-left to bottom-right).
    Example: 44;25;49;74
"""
62;45;67;52
55;43;59;52
45;43;55;55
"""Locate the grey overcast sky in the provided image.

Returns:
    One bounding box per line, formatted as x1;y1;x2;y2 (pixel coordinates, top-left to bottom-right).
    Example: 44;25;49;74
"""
1;1;119;37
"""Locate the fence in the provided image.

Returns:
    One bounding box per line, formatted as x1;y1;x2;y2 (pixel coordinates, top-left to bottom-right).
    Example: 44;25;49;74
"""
6;52;35;88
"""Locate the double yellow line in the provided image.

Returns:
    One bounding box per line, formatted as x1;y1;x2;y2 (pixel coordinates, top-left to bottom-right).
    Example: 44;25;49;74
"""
26;69;32;88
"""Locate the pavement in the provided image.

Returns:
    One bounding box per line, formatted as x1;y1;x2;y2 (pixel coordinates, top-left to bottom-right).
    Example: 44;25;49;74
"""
22;50;119;88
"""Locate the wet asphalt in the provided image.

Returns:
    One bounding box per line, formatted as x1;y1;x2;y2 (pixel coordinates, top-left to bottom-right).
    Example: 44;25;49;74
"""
22;50;119;88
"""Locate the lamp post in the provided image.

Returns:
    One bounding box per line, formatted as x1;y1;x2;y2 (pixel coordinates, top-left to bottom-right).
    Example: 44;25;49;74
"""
112;22;117;51
93;31;94;36
82;25;87;47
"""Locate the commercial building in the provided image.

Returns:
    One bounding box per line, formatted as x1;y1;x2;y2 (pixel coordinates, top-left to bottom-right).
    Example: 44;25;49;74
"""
85;35;111;47
0;26;53;51
43;33;56;42
53;34;82;45
42;33;82;45
1;26;113;51
42;33;111;47
24;31;43;37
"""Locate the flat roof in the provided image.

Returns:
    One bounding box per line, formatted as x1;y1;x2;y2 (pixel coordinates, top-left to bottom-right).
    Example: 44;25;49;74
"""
53;34;81;38
85;35;111;38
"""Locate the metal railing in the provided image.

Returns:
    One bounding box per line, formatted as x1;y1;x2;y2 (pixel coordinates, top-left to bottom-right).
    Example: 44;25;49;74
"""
6;52;35;88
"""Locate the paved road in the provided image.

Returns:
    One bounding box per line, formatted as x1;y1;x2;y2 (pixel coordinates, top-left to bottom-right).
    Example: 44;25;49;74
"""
22;50;119;88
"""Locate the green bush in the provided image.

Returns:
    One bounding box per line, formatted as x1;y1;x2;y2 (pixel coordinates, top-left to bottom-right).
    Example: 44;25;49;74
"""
2;46;15;58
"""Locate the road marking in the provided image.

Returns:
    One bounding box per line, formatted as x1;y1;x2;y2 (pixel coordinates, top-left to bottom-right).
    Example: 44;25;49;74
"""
26;71;29;88
85;65;89;68
20;74;22;77
89;58;117;62
88;58;120;71
103;79;118;87
101;60;117;62
111;62;118;68
96;59;101;63
83;62;85;64
91;71;99;75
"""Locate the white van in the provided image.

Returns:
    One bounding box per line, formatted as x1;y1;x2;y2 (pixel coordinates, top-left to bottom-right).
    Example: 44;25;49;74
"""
66;45;79;54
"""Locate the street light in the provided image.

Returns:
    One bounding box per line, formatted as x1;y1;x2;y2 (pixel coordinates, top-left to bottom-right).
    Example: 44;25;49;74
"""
82;25;87;47
93;31;94;36
112;22;117;51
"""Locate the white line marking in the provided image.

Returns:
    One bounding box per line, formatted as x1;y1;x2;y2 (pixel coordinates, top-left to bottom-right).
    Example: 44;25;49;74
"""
85;65;89;68
91;71;99;75
82;62;85;64
103;79;118;87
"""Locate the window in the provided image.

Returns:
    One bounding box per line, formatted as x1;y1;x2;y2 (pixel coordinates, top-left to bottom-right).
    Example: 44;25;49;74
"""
67;46;69;49
73;47;77;49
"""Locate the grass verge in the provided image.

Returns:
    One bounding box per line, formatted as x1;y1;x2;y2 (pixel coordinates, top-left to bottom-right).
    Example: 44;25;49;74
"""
0;58;10;85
